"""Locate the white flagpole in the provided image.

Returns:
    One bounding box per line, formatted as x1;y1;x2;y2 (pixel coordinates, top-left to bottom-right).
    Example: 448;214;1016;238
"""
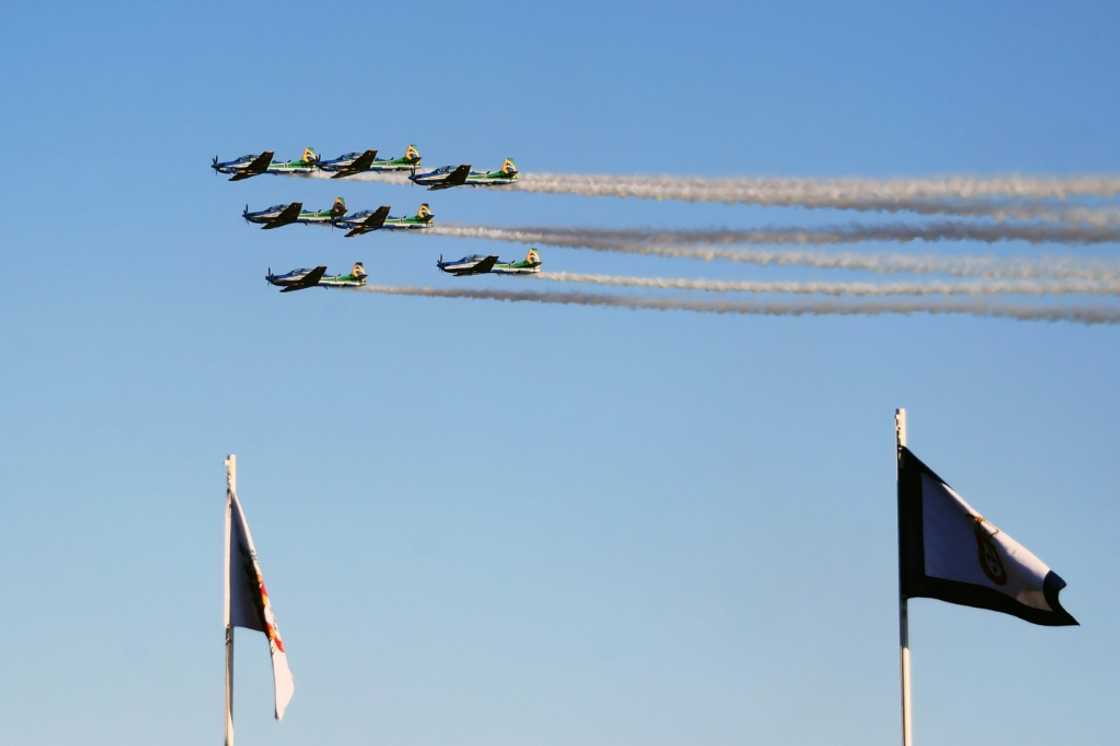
224;454;236;746
895;409;912;746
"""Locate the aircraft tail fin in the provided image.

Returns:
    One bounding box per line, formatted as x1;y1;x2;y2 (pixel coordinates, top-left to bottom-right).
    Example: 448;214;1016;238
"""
331;196;347;218
404;144;421;164
416;202;433;222
526;248;540;265
500;158;518;176
352;262;368;281
303;146;320;164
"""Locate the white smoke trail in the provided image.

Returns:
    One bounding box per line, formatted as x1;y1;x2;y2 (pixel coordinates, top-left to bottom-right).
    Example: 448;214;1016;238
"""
276;169;1120;220
801;200;1120;225
513;173;1120;217
535;272;1120;297
982;205;1120;226
428;225;1120;280
432;222;1120;246
297;171;413;186
353;284;1120;325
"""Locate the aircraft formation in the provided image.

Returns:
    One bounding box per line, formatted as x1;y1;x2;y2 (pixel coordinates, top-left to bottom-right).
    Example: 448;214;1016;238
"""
211;145;519;189
213;144;536;292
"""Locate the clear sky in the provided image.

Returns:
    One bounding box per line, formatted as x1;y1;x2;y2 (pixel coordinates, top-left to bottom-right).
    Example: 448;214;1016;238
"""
2;2;1117;745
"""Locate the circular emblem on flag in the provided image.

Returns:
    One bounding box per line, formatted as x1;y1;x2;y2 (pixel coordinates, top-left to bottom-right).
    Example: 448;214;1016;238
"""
974;522;1008;586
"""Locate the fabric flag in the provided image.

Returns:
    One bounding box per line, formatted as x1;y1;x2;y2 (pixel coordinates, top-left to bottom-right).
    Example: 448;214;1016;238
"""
897;446;1077;626
224;484;295;719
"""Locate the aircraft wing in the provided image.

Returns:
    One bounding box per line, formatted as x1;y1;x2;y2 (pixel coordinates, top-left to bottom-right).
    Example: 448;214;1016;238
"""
345;205;390;237
280;265;328;292
230;150;274;181
331;149;376;179
472;255;499;274
262;201;303;229
429;164;471;191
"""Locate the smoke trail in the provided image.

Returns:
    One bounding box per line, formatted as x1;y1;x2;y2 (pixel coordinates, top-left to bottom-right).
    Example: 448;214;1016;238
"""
298;171;413;186
428;225;1120;280
535;272;1120;297
514;173;1120;216
353;284;1120;325
982;205;1120;226
432;221;1120;246
279;169;1120;220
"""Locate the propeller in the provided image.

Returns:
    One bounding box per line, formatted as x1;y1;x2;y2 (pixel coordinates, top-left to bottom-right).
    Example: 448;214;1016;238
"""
211;155;219;173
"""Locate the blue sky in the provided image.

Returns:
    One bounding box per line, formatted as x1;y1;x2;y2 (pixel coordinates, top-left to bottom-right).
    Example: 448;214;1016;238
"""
1;2;1117;744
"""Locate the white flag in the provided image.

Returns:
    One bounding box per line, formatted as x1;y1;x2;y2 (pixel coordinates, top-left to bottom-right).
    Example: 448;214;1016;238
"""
225;479;295;718
898;446;1076;626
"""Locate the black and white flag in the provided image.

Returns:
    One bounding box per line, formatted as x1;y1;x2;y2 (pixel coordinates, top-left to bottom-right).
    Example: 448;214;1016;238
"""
898;446;1077;626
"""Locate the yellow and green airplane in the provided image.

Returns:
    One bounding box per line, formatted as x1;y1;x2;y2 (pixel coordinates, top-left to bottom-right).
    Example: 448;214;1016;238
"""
243;197;348;230
266;262;368;292
410;158;518;190
335;203;434;237
437;248;541;276
211;147;319;179
317;145;421;177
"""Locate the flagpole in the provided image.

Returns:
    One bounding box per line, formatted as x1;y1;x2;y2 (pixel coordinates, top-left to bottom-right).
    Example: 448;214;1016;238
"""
895;409;912;746
224;455;236;746
225;626;235;746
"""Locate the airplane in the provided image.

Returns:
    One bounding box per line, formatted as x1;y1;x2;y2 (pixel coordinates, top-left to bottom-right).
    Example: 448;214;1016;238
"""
491;248;542;275
435;254;499;276
266;147;321;176
211;151;274;181
436;248;542;277
266;262;368;292
317;149;378;179
331;202;432;237
243;197;348;230
368;144;422;172
409;158;519;190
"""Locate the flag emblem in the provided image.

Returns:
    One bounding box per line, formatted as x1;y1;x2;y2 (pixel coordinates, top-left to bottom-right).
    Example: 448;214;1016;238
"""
973;520;1008;586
